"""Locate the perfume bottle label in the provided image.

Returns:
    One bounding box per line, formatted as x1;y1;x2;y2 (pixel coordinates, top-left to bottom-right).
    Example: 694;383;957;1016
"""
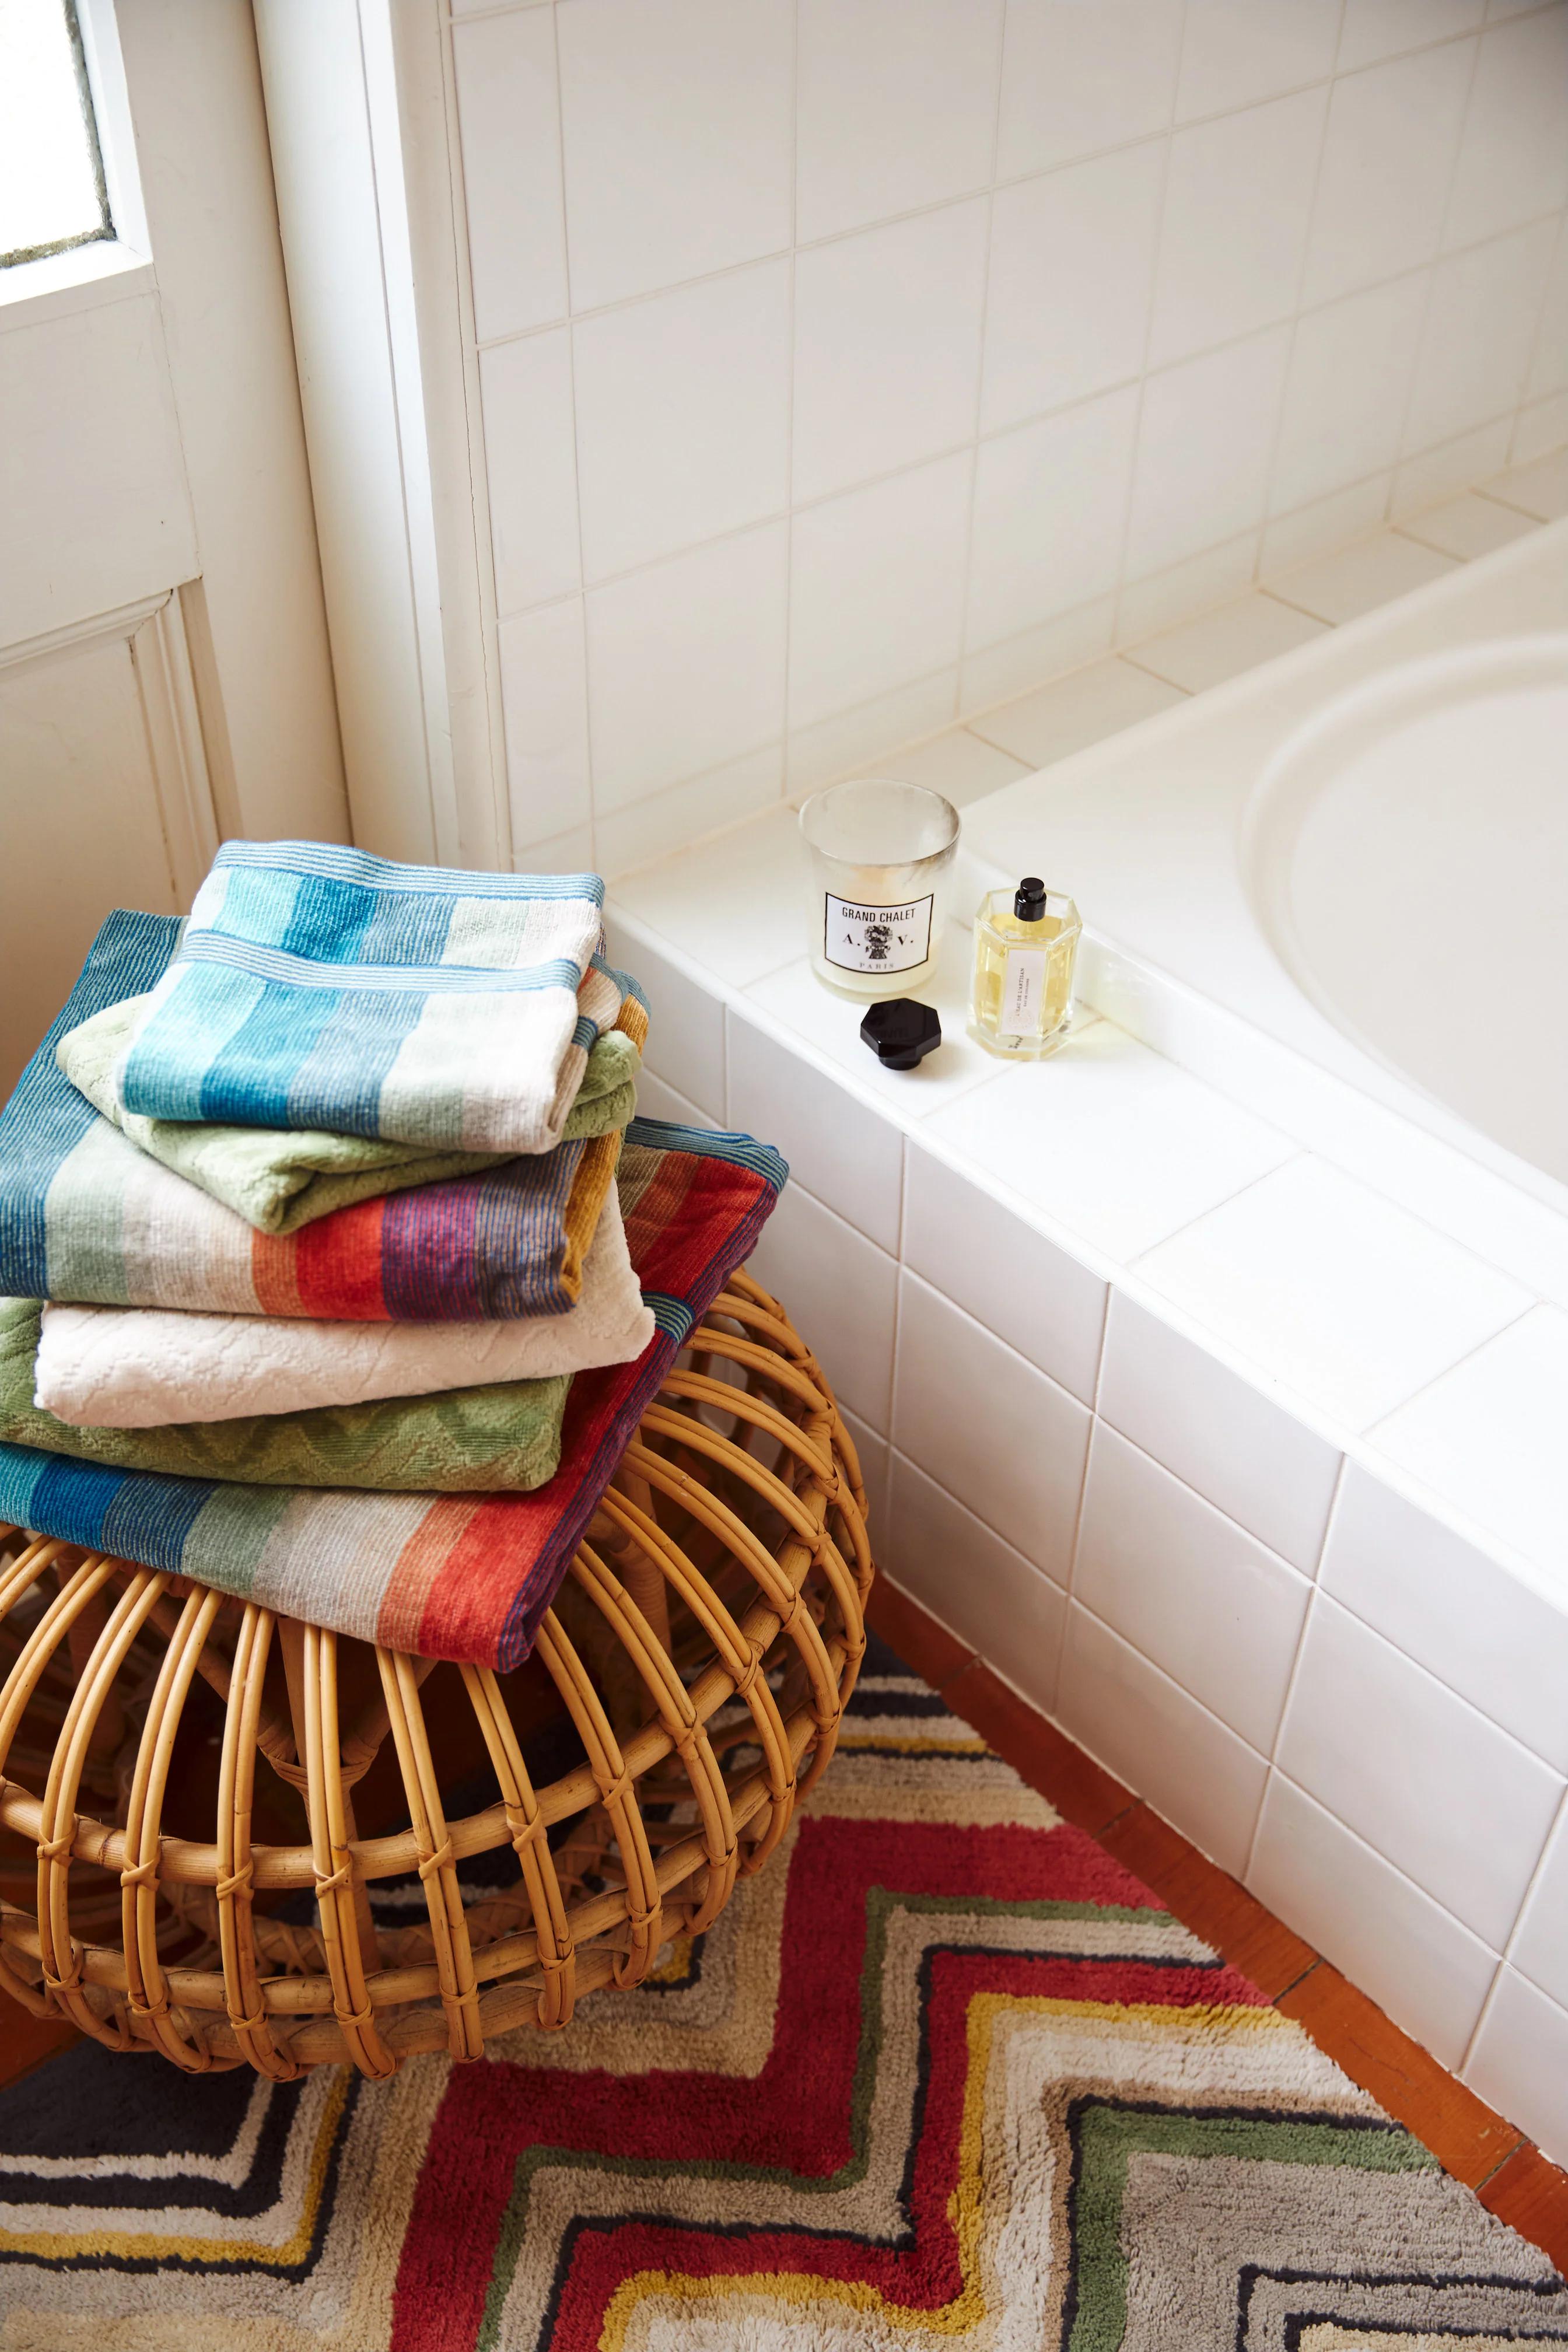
823;892;934;975
1000;945;1048;1032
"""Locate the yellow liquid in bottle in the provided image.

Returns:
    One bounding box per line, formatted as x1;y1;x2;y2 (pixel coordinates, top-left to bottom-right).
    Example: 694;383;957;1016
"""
971;909;1076;1051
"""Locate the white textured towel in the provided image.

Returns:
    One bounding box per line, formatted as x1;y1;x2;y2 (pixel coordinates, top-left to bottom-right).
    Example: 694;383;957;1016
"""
34;1194;654;1428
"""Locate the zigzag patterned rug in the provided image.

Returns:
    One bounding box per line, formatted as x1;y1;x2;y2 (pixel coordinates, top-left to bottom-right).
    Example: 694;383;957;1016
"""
0;1633;1563;2350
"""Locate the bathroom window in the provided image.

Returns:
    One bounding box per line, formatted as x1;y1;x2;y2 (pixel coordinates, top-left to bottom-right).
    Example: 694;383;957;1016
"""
0;0;112;269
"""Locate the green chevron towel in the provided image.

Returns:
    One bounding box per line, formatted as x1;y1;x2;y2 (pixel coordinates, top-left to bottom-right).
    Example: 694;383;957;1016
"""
0;1298;568;1492
57;993;640;1236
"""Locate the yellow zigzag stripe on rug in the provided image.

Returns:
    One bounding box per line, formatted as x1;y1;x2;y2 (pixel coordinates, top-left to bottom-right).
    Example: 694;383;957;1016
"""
0;2068;351;2268
598;1993;1290;2347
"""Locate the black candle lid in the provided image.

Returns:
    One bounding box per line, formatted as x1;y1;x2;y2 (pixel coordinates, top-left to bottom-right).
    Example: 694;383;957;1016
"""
1014;876;1048;922
860;999;942;1071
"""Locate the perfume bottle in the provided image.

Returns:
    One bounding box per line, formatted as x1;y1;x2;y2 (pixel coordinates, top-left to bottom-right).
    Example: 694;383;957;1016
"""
968;877;1080;1058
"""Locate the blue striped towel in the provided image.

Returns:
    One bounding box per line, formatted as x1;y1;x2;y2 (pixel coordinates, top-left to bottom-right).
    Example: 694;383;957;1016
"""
114;841;628;1154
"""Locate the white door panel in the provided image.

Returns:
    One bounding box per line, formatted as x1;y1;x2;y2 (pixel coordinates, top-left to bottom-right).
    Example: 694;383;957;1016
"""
1;0;347;1093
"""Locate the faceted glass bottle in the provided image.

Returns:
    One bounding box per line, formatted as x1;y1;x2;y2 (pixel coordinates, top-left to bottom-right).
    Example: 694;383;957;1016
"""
968;878;1080;1059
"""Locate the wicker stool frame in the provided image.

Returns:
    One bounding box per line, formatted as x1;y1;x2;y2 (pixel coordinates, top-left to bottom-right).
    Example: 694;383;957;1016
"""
0;1272;871;2078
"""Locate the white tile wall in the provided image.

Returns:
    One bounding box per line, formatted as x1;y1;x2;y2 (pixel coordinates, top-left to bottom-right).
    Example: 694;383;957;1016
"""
1247;1774;1502;2069
892;1270;1091;1579
887;1450;1067;1715
448;0;1568;872
1465;1965;1568;2166
1275;1595;1564;1948
1072;1424;1311;1752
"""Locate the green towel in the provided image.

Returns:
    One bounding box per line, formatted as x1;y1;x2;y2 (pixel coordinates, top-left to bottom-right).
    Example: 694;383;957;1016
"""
56;994;640;1236
0;1298;569;1492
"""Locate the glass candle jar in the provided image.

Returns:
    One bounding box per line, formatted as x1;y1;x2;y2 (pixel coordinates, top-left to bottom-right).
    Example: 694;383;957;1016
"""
797;778;960;998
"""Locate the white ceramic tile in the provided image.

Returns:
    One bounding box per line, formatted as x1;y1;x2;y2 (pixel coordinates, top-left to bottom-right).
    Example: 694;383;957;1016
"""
1261;474;1394;573
1303;41;1474;307
572;263;790;582
875;728;1031;808
586;522;788;813
1510;1803;1568;2010
1372;1307;1568;1580
1488;443;1568;520
498;599;592;850
1391;418;1514;513
794;201;988;504
1513;390;1568;462
1074;1424;1311;1752
926;1021;1297;1262
1099;1292;1342;1571
959;597;1118;716
965;390;1140;652
1269;530;1460;625
789;454;971;729
555;0;792;312
1446;7;1568;250
1406;219;1559;454
608;803;804;988
891;1271;1091;1580
744;1180;899;1432
887;1451;1068;1715
1337;0;1485;73
513;820;594;874
795;0;1005;242
1321;1462;1568;1772
1114;532;1261;640
1176;0;1340;119
1525;229;1568;402
1128;593;1328;692
784;671;960;799
600;914;726;1119
632;1066;718;1131
744;924;1003;1121
970;654;1185;769
904;1141;1108;1404
1056;1604;1269;1875
1248;1774;1500;2070
841;1406;890;1536
595;747;782;881
726;1008;905;1252
1465;1966;1568;2168
1398;489;1539;558
1276;1595;1563;1947
981;143;1164;433
1270;272;1432;515
1126;329;1291;579
1136;1157;1532;1429
480;334;580;617
997;0;1184;180
1151;90;1326;368
452;10;565;341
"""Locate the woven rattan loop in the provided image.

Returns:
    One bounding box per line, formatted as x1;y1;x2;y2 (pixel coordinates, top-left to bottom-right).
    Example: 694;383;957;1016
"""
0;1273;872;2074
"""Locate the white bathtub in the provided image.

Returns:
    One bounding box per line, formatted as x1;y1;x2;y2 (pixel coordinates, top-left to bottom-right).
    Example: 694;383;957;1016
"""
963;522;1568;1299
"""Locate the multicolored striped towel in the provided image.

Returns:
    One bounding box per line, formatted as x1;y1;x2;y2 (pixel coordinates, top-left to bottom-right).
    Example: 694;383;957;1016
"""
0;1119;788;1668
0;911;625;1319
59;991;640;1234
114;841;631;1154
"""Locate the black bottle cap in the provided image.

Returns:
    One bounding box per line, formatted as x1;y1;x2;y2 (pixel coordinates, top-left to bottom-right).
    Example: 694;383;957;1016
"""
1014;876;1048;922
860;998;942;1071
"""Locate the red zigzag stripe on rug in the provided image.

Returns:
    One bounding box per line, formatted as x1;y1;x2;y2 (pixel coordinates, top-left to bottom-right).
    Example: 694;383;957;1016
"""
388;1814;1266;2350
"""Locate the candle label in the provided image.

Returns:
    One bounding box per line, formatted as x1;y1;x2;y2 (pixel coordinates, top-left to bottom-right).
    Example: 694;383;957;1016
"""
824;892;934;975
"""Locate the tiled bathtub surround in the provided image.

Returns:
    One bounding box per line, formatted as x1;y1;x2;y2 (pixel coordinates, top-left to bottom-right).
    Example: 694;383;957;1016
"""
602;493;1568;2162
611;908;1568;2160
453;0;1568;869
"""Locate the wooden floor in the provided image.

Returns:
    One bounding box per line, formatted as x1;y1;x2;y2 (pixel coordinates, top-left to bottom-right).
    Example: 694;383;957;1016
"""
2;1572;1565;2283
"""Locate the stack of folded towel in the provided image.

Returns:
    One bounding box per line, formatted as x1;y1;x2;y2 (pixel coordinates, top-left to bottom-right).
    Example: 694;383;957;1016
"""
0;841;786;1669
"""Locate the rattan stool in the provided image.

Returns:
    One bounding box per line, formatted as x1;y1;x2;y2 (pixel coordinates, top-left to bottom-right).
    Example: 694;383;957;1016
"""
0;1270;870;2078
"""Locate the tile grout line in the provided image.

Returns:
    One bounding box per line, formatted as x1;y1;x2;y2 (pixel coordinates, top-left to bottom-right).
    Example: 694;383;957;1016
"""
1362;1299;1541;1441
1238;1454;1348;1887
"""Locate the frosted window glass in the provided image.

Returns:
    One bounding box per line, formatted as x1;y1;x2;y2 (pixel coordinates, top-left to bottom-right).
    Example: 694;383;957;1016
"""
0;0;110;268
